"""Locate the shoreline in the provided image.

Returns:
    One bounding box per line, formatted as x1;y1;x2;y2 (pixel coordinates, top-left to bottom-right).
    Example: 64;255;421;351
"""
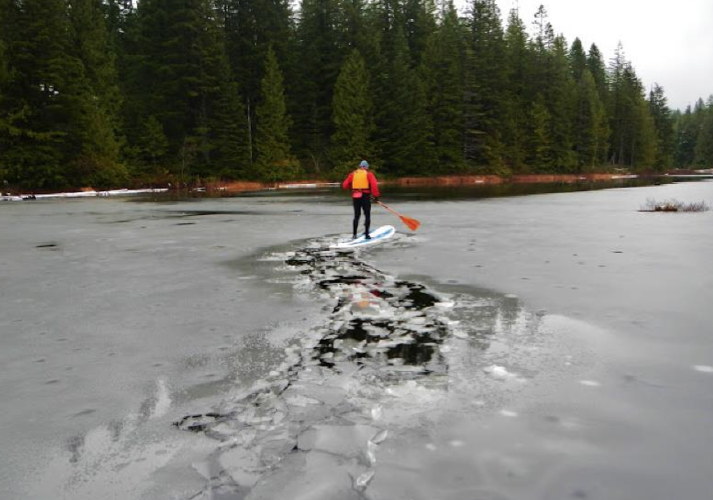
3;171;712;201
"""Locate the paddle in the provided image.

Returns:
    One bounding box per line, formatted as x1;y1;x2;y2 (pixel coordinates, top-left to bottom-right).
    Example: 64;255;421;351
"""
376;200;420;231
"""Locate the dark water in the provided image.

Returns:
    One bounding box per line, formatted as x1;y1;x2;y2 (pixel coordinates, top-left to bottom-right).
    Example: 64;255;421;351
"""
135;177;666;204
372;178;666;201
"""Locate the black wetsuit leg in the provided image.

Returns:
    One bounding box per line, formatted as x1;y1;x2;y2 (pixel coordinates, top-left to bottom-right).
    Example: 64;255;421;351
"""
352;198;361;237
352;196;372;237
362;196;371;237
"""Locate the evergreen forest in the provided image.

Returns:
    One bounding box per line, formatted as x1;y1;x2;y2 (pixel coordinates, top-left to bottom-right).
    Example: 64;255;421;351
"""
1;0;712;190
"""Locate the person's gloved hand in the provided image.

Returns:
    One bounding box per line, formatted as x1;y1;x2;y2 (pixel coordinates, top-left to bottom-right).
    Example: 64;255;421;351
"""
373;197;380;203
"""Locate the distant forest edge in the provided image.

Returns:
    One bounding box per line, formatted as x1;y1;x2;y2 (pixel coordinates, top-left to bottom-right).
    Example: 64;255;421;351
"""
1;0;712;191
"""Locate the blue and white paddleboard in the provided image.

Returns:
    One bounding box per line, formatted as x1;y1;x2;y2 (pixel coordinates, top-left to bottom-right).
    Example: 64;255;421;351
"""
330;225;396;249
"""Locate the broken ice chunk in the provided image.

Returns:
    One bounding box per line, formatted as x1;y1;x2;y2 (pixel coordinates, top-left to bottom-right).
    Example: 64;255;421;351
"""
371;405;383;421
297;424;378;458
370;429;388;445
483;364;517;380
693;365;713;373
355;470;375;490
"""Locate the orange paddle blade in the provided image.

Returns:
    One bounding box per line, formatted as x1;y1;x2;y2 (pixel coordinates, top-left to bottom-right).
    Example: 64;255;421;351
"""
377;201;421;231
400;215;420;231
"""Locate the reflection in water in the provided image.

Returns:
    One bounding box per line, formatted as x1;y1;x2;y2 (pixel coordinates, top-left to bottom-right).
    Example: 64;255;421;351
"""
132;177;664;204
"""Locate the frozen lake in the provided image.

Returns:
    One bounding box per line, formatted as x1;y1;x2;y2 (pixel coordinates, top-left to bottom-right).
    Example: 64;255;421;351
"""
1;181;712;499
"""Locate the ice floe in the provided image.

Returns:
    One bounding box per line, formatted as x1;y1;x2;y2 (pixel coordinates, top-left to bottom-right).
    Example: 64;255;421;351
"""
693;365;713;373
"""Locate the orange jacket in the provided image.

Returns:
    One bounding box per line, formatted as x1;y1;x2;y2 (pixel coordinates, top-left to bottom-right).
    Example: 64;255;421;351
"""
342;170;380;198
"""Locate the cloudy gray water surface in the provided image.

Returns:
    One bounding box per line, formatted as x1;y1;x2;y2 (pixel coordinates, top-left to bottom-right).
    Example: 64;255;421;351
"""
1;181;712;499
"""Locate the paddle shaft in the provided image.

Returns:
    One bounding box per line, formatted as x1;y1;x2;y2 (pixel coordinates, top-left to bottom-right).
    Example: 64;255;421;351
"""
376;200;420;231
376;200;403;218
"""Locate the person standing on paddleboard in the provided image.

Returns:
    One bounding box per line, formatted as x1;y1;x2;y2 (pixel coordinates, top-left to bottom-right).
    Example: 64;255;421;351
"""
342;160;380;240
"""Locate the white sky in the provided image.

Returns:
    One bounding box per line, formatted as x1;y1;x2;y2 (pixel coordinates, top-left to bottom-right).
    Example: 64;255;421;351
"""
459;0;713;110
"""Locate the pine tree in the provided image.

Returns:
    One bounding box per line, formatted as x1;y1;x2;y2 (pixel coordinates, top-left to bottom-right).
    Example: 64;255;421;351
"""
647;83;675;171
608;44;657;170
212;80;252;178
674;104;700;167
67;0;125;187
255;46;300;181
569;38;587;81
0;0;116;188
573;69;608;170
330;49;375;178
403;0;437;65
693;97;713;167
70;0;122;127
545;35;576;172
527;96;552;172
586;43;609;163
293;0;343;171
133;115;169;173
335;0;371;54
374;24;434;176
122;0;249;180
502;7;530;172
420;1;465;173
219;0;294;167
586;43;608;103
0;0;10;182
464;0;507;171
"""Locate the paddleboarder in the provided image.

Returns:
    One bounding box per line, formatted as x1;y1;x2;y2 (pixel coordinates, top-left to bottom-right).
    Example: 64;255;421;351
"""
342;160;380;240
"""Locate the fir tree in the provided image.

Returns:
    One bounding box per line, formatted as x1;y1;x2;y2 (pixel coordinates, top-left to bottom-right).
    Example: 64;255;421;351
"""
335;0;371;55
674;104;700;167
573;69;608;170
0;0;115;188
219;0;294;166
133;115;169;174
648;83;675;171
212;80;252;178
403;0;437;66
502;7;531;172
123;0;248;179
255;46;300;181
67;0;125;186
527;96;553;172
525;7;576;172
569;38;587;81
420;0;464;172
608;45;657;169
374;25;434;176
545;35;577;172
293;0;343;171
586;43;608;102
0;0;10;181
70;0;122;126
693;97;713;167
464;0;507;171
330;49;376;178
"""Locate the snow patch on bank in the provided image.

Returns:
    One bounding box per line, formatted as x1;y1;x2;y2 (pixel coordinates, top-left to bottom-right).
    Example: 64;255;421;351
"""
1;188;167;201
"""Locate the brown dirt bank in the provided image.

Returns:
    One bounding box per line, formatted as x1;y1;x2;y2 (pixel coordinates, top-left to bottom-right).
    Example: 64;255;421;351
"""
389;173;637;187
215;173;638;193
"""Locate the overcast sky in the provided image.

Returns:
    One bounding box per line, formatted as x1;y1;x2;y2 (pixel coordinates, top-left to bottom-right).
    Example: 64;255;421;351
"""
459;0;713;110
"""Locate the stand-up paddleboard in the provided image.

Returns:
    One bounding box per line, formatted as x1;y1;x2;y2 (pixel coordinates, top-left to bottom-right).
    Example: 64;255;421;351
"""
330;225;395;249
